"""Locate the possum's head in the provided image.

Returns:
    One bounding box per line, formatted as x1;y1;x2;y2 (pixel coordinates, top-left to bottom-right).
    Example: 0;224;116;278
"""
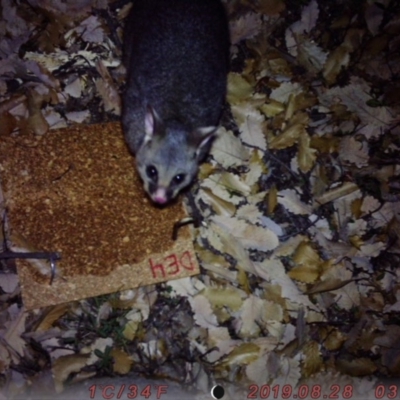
136;107;216;204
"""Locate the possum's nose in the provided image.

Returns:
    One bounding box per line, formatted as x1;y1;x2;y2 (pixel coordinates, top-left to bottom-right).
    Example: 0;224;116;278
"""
152;187;168;204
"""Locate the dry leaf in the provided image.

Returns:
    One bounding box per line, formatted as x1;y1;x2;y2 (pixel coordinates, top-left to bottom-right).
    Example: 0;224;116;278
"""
277;189;312;215
307;278;353;294
64;77;83;98
111;348;133;375
321;77;394;130
231;103;267;150
255;259;320;311
285;0;319;57
268;116;308;149
211;128;250;168
95;60;121;115
269;82;303;104
256;0;286;16
235;296;265;338
123;316;141;341
297;39;328;74
36;304;71;332
365;4;384;36
212;215;279;252
203;286;244;311
323;45;351;85
2;305;27;362
219;342;260;367
230;13;262;45
315;182;359;206
52;354;90;392
336;358;377;376
192;295;218;329
298;131;317;172
339;136;369;167
303;341;323;377
227;73;254;105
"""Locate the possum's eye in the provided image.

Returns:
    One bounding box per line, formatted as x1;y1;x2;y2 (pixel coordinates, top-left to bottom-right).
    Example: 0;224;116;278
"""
173;174;185;185
146;165;158;181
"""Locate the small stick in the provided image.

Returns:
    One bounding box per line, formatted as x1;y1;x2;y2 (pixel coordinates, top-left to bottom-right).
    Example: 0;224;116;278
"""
172;217;200;241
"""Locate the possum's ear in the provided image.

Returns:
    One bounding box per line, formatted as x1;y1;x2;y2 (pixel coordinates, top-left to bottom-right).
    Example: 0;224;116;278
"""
144;106;163;144
194;126;217;158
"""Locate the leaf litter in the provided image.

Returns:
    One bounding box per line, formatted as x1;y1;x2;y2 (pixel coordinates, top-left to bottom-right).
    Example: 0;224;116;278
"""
1;0;400;398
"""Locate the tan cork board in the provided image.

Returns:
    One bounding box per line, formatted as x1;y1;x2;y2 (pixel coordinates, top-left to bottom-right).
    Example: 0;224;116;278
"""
0;122;199;310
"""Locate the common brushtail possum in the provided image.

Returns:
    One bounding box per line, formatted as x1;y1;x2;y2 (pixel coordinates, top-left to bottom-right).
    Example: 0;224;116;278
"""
122;0;229;204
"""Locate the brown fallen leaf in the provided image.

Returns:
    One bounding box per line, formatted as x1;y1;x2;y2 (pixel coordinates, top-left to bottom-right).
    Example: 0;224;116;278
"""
111;348;133;375
336;358;377;376
3;306;27;363
298;131;317;173
314;182;359;206
303;340;323;377
267;184;278;214
35;304;72;332
306;278;353;294
255;0;286;16
218;342;260;368
95;59;121;115
52;354;90;393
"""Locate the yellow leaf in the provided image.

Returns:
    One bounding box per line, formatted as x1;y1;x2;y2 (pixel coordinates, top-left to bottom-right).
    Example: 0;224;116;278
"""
227;73;254;105
269;110;310;149
289;242;322;283
220;343;260;367
237;266;251;293
111;348;133;375
294;92;318;112
246;149;268;190
219;171;251;196
268;122;303;149
303;341;323;377
310;136;339;153
203;286;244;311
288;264;320;283
293;242;321;266
36;304;72;332
260;100;285;118
284;93;297;120
123;319;140;341
201;187;237;216
349;235;363;249
307;278;353;294
314;182;359;206
351;197;363;218
323;45;350;85
298;132;317;173
198;162;216;180
268;185;278;214
195;246;229;268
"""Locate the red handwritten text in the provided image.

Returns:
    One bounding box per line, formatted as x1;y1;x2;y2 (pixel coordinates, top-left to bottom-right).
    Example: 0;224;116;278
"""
149;250;195;279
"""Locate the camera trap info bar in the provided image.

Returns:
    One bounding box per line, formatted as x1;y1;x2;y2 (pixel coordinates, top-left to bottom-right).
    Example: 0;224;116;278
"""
0;122;200;310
